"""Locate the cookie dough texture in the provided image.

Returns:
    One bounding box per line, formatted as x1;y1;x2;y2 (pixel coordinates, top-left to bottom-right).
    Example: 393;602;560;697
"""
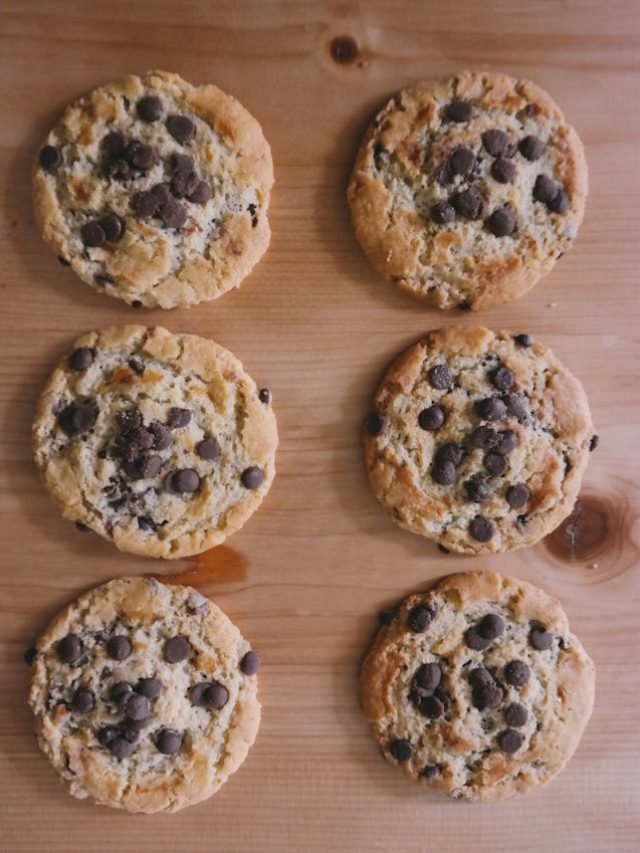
364;326;594;554
32;325;278;559
360;571;595;801
28;577;261;813
348;71;587;310
34;70;273;308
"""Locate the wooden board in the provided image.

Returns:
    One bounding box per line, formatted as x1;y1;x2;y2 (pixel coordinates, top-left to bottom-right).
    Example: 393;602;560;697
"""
1;1;639;850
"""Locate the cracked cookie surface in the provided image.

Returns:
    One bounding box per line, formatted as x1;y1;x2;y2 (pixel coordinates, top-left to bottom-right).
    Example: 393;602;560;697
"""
364;326;595;554
34;70;273;308
32;325;278;559
360;571;595;801
28;577;261;813
347;71;587;310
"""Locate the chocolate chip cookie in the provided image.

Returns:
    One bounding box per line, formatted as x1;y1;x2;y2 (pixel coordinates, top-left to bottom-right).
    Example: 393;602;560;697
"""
32;325;278;558
347;71;587;310
360;571;595;801
364;326;596;554
34;70;273;308
27;577;261;813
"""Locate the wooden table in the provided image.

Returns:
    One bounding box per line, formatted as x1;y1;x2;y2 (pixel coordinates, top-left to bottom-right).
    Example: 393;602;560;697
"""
1;2;639;850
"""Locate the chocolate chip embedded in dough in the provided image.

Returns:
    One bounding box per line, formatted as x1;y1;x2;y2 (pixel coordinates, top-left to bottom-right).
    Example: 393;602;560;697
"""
81;221;106;247
188;683;209;707
472;681;504;711
149;422;172;451
196;438;220;461
164;635;191;663
431;201;456;225
120;692;150;721
478;613;504;640
136;95;163;122
450;187;486;220
469;515;494;542
421;764;440;779
448;146;476;178
494;430;517;456
39;145;63;172
156;728;182;755
484;451;507;476
125;140;157;171
102;131;126;158
57;400;98;435
111;681;133;701
69;347;95;371
464;627;492;651
71;688;95;714
432;460;457;486
407;604;435;633
514;334;533;348
503;393;530;424
188;180;212;205
413;662;441;693
167;407;191;428
240;651;260;675
170;152;195;172
241;466;264;489
475;397;507;421
108;736;136;760
548;189;570;214
136;677;162;699
468;667;494;689
166;114;196;143
170;169;199;199
490;366;514;392
491;158;516;183
366;411;385;436
389;739;413;762
519;135;545;161
132;190;159;219
481;129;512;157
106;635;132;661
418;405;446;431
204;682;229;709
471;426;498;450
497;728;524;754
445;100;472;122
504;703;529;727
158;197;187;229
506;484;530;509
529;626;553;651
533;175;559;204
434;443;463;466
504;660;530;687
416;695;445;719
427;364;453;390
465;475;490;503
486;207;516;237
165;468;200;494
98;213;125;242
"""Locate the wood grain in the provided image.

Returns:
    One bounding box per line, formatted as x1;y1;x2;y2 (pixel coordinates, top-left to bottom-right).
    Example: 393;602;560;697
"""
1;1;639;851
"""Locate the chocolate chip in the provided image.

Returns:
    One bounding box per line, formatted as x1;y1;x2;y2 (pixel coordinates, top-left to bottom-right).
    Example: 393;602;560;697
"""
204;682;229;709
497;728;523;754
167;407;191;428
418;405;446;431
137;516;156;532
58;400;98;436
472;681;504;711
504;393;530;423
127;357;144;376
432;460;457;486
39;145;62;172
505;660;530;687
471;426;498;450
533;175;558;204
494;430;517;455
505;703;528;727
469;515;494;542
125;140;157;171
486;207;516;237
241;466;264;489
389;739;413;762
479;614;504;640
196;438;220;460
164;636;191;663
548;189;569;214
165;468;200;494
466;475;490;503
407;604;435;633
481;130;512;157
97;725;119;746
514;333;533;348
107;635;132;661
71;688;95;714
431;201;456;224
449;146;475;178
98;213;124;242
450;186;486;220
490;366;514;392
122;716;151;735
81;221;106;247
121;692;150;721
240;651;260;675
132;190;157;219
126;453;163;480
102;131;126;158
530;627;553;651
414;663;441;693
464;628;492;651
136;95;163;122
167;115;195;143
427;364;453;390
589;434;599;452
69;347;95;371
159;197;187;229
189;683;209;707
416;695;444;719
111;681;133;701
484;451;507;476
156;728;182;755
171;169;199;199
57;634;83;664
188;180;212;205
378;607;398;625
108;736;136;760
149;422;171;450
435;443;463;466
170;152;195;172
475;397;506;421
24;646;37;665
366;412;385;436
506;484;530;509
446;100;472;122
491;158;516;183
136;677;162;699
258;388;271;404
421;764;440;779
519;135;545;161
468;667;494;689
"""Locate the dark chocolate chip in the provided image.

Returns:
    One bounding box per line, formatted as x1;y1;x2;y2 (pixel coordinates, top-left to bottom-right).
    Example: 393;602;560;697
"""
241;466;264;489
471;426;498;450
389;739;413;762
149;422;172;450
57;634;83;664
69;347;95;371
431;201;456;224
258;388;271;404
481;129;512;157
24;646;37;665
503;393;530;423
468;667;494;689
504;660;530;687
137;515;156;531
111;681;133;701
506;484;530;509
589;434;599;452
491;158;516;183
427;364;453;390
125;453;163;481
132;190;158;218
504;703;529;728
107;635;132;661
170;152;195;172
196;438;220;461
449;146;475;178
494;430;517;455
39;145;62;172
414;662;441;693
58;400;98;435
125;140;157;171
98;213;124;242
95;273;115;286
136;95;163;122
491;366;514;392
167;114;196;143
97;725;119;746
416;695;445;719
204;682;229;709
189;683;209;707
548;189;570;214
171;169;199;199
418;405;446;431
188;180;212;205
102;131;126;158
167;407;191;428
120;692;150;721
407;604;435;633
529;627;553;651
71;688;95;714
450;187;486;220
81;221;106;248
446;100;472;122
156;728;182;755
472;681;504;711
432;460;456;486
366;411;385;436
497;728;523;754
159;197;187;229
378;607;398;625
484;451;507;476
478;613;504;640
108;736;136;760
475;397;507;421
165;468;200;494
486;207;516;237
434;443;463;466
121;716;151;736
240;651;260;675
164;636;191;663
466;475;491;503
136;677;162;699
464;627;492;651
128;357;144;375
514;333;533;348
469;515;494;542
421;764;440;779
533;175;559;204
519;135;545;161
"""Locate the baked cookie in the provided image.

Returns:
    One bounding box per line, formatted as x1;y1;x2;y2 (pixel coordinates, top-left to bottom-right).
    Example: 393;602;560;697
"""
360;570;595;801
32;325;277;559
27;577;261;813
364;326;596;554
347;71;587;310
34;70;273;309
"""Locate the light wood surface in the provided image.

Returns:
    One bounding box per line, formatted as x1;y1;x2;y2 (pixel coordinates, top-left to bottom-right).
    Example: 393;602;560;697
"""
1;2;639;851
